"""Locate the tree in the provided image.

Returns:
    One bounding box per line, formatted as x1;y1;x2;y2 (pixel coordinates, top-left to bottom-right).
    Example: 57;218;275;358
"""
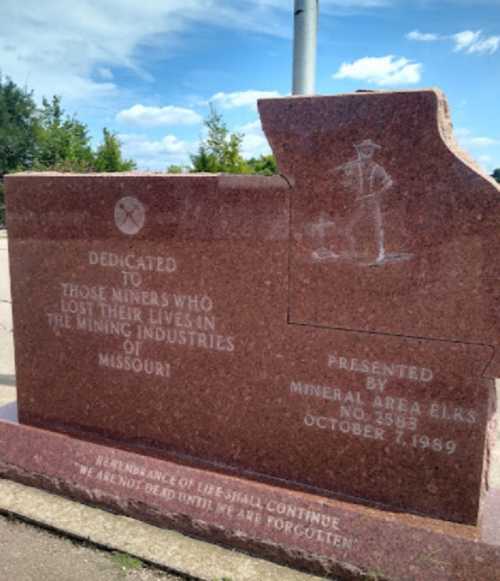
33;98;135;173
94;128;136;172
246;154;278;176
191;106;249;174
0;75;38;176
33;96;95;171
492;169;500;184
0;79;139;227
0;75;38;226
167;164;185;174
189;107;278;175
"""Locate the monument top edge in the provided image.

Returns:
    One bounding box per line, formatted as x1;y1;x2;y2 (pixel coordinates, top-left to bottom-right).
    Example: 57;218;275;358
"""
258;87;444;102
4;172;222;178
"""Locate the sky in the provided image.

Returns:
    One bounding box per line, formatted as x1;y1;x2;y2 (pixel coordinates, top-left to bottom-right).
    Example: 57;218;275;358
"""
1;0;499;172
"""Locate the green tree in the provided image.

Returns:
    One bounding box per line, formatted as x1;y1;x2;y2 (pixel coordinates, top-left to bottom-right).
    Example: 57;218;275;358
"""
33;96;95;171
189;107;278;176
246;154;278;176
0;75;38;226
167;164;186;174
0;79;140;227
191;107;249;174
0;75;38;176
492;168;500;184
94;128;136;172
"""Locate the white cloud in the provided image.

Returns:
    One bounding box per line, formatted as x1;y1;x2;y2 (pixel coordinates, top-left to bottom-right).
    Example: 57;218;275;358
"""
406;30;441;42
330;0;389;4
476;155;498;174
96;67;114;80
259;0;389;5
478;154;493;165
0;0;395;104
468;137;499;147
316;0;391;11
238;119;272;159
452;30;499;54
455;128;500;173
210;90;282;110
117;104;202;127
0;1;284;103
406;28;500;56
333;55;422;86
239;120;264;133
453;30;483;51
467;35;500;55
119;133;194;170
454;128;470;138
456;129;499;148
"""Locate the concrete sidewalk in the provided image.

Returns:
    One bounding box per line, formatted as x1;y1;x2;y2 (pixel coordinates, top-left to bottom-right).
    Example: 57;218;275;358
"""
0;476;321;581
0;513;180;581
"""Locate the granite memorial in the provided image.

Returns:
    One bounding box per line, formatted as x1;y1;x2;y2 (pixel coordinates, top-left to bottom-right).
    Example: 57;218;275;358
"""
2;89;500;580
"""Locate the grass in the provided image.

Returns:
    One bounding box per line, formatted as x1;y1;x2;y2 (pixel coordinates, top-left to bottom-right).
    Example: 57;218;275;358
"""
110;551;144;573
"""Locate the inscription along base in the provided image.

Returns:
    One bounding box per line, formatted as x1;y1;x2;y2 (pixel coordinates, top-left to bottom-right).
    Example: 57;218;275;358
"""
0;413;498;581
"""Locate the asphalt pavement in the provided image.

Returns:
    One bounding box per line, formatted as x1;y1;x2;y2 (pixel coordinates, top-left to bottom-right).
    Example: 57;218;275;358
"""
0;514;181;581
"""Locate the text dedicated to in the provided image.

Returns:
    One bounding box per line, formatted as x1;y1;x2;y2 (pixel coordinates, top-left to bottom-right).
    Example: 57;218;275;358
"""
46;251;236;380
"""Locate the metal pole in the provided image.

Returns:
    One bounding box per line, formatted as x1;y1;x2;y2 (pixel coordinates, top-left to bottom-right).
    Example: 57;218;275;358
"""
292;0;318;95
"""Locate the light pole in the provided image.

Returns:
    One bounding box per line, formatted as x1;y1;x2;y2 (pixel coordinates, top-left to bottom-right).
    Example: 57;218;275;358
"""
292;0;319;95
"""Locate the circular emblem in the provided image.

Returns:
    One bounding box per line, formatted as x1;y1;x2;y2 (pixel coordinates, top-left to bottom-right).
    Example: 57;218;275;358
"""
114;196;145;236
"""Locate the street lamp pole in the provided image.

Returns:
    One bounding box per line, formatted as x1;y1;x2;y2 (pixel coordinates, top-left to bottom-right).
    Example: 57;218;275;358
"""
292;0;319;95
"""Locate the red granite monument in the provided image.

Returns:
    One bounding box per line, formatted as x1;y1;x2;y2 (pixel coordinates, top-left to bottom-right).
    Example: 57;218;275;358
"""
3;89;500;580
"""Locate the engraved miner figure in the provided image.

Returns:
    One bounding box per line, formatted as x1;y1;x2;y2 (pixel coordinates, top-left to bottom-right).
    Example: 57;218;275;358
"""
336;139;393;264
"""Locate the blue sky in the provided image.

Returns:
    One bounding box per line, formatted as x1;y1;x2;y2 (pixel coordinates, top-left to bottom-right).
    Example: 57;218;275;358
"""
1;0;499;171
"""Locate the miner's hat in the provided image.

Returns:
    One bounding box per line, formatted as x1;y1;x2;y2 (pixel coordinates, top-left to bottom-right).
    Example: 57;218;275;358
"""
355;139;381;151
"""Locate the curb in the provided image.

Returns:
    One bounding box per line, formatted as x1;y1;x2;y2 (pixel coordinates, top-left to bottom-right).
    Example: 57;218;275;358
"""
0;479;326;581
